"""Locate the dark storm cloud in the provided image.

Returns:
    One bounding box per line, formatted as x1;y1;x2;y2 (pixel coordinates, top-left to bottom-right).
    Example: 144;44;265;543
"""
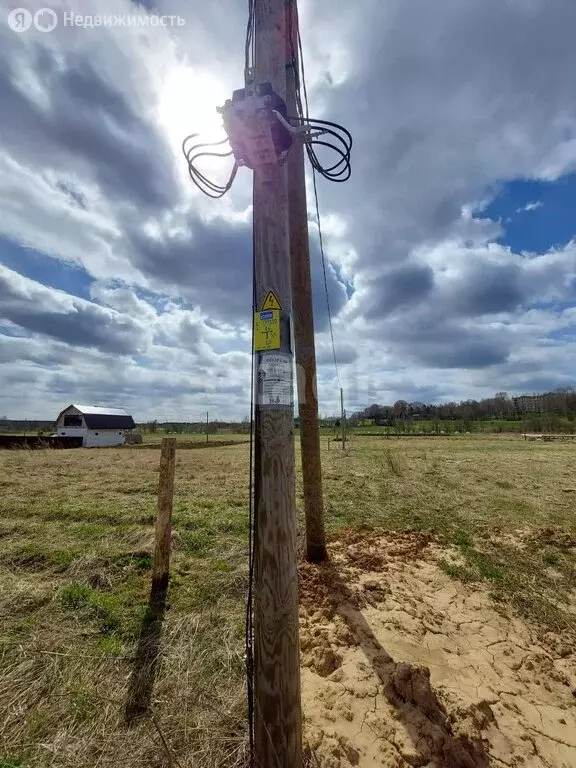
127;213;348;327
445;254;574;318
363;263;434;319
46;370;204;400
499;373;574;393
0;269;148;355
450;263;524;316
0;335;72;367
127;217;253;320
377;308;511;369
55;181;87;210
0;42;178;210
421;338;508;369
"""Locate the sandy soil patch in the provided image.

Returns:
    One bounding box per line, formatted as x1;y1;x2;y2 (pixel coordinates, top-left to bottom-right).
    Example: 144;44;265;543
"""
300;531;576;768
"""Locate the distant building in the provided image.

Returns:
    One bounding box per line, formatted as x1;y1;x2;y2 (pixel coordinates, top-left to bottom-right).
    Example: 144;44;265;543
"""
512;395;543;414
54;404;135;448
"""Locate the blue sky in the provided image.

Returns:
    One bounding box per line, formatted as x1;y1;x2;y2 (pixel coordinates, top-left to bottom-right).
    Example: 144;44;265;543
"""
0;239;93;300
1;0;576;420
482;174;576;254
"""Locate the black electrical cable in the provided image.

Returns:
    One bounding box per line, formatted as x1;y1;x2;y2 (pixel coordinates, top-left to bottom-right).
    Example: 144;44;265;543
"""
312;166;341;388
245;233;256;765
181;134;238;199
289;116;353;182
290;24;353;182
189;159;237;196
182;157;236;197
308;143;351;182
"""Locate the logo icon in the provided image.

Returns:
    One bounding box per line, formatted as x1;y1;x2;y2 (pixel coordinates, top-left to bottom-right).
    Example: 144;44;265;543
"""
34;7;58;32
7;8;32;32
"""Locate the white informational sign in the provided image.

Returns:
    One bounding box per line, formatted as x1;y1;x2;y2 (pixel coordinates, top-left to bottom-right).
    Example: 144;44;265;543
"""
257;352;293;407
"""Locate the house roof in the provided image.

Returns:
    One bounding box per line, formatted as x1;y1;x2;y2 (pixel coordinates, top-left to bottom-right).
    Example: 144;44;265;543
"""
83;414;136;430
72;405;132;416
57;404;135;431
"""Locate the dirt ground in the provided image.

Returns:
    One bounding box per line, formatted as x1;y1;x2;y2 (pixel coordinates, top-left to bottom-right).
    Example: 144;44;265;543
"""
300;531;576;768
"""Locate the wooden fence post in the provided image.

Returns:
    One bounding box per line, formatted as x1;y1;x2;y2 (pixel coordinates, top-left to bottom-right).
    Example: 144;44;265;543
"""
152;437;176;594
125;436;177;722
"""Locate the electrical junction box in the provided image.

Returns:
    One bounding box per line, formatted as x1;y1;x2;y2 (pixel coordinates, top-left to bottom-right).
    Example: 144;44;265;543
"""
218;82;293;170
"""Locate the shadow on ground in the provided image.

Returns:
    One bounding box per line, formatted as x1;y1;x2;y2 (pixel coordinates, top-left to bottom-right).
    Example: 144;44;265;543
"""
124;574;169;724
301;552;491;768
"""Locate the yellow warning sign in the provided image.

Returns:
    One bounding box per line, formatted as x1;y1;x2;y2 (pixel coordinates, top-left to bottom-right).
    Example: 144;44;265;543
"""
254;309;280;351
261;290;282;311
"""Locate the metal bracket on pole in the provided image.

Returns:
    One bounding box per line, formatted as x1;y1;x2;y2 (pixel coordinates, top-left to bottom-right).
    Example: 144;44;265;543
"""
273;110;327;144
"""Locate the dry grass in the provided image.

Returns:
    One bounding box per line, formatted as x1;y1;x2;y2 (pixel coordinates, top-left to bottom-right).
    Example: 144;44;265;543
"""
140;432;250;445
1;436;575;765
0;445;250;767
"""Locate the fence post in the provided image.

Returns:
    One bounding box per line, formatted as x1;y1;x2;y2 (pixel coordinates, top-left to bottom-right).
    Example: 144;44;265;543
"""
152;437;176;594
125;436;177;723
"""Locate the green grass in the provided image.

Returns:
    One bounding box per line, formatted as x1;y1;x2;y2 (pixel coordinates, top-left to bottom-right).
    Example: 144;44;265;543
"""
318;437;576;634
0;437;575;765
438;559;476;582
0;443;251;767
59;583;94;609
2;542;82;571
141;431;250;444
58;581;145;638
353;416;576;435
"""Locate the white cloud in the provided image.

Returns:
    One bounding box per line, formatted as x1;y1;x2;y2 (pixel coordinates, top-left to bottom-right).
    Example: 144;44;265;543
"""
517;201;544;213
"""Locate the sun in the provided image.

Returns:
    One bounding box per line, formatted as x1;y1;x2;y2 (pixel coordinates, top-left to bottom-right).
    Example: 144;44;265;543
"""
158;65;229;151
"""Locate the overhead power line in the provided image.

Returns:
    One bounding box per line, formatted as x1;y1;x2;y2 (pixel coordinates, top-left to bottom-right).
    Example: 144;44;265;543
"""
181;135;238;199
312;168;341;388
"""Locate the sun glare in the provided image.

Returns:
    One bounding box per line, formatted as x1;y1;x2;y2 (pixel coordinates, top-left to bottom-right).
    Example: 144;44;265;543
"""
158;65;229;150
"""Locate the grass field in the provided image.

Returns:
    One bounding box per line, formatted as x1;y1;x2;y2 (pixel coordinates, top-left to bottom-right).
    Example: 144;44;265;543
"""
140;431;250;444
1;436;575;766
352;418;570;434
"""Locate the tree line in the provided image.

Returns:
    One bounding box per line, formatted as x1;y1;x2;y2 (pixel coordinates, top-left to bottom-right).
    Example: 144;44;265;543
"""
141;418;251;435
349;389;576;431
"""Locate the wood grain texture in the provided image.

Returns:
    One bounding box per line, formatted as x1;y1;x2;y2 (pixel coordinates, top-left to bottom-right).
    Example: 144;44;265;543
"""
253;0;303;764
285;3;327;564
341;388;347;450
253;409;301;767
152;437;176;592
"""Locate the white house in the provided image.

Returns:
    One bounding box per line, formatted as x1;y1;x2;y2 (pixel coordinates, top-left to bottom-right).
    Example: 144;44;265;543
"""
55;404;136;448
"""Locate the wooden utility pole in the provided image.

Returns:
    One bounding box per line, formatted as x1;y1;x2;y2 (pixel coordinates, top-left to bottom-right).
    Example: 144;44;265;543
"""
152;437;176;594
206;410;209;443
285;0;327;563
252;0;302;764
340;388;346;450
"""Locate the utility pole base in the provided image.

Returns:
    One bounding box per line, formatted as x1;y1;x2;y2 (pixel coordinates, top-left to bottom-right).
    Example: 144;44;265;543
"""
306;542;328;563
